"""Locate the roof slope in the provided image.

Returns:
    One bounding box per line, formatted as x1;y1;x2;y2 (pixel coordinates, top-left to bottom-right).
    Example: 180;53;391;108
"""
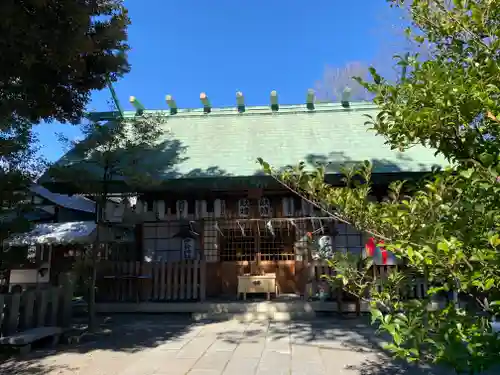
45;102;448;187
137;102;446;176
30;185;95;213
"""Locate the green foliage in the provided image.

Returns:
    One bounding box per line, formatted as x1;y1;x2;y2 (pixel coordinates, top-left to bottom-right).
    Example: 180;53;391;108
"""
48;111;169;330
0;116;46;243
0;0;130;123
50;112;169;194
259;1;500;373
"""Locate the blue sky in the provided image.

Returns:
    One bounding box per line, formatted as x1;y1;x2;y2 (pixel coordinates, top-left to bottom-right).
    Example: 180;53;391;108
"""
35;0;406;161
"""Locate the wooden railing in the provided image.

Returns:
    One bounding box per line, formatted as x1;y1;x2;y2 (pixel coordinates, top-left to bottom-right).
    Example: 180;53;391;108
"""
0;286;73;338
96;260;207;302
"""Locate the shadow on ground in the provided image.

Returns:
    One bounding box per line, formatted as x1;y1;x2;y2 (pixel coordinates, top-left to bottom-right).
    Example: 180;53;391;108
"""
0;314;493;375
214;316;455;375
0;314;198;374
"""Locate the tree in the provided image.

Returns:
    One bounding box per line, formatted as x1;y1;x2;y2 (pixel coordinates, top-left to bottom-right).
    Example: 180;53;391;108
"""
50;109;179;330
315;1;435;104
0;0;130;123
260;0;500;373
1;1;130;249
315;62;373;102
0;117;46;242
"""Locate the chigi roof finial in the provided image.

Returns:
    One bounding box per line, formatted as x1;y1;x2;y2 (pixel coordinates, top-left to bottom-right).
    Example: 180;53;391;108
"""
200;92;211;113
165;95;177;115
270;90;279;111
236;91;245;113
129;96;145;113
306;89;315;110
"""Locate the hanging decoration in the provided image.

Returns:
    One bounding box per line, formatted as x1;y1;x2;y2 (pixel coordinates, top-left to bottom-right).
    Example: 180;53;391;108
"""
214;221;224;236
238;199;250;218
266;220;275;236
189;221;200;236
181;237;195;260
318;219;325;234
364;237;397;265
310;217;318;232
259;197;271;217
128;196;138;209
236;220;246;236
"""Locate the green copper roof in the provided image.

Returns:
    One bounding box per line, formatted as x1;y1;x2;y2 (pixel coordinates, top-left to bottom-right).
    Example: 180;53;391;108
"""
47;102;448;190
128;102;445;175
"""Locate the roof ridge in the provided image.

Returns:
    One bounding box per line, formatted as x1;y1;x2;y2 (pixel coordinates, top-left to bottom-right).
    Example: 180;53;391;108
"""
87;101;378;121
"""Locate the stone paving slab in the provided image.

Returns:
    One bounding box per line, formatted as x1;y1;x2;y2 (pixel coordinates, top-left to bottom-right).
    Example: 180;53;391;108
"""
0;315;466;375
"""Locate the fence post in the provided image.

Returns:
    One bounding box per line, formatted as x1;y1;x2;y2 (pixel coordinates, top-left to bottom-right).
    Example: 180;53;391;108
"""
199;259;206;301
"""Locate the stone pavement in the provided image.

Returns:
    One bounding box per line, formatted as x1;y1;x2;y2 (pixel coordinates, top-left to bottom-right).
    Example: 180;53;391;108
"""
0;315;454;375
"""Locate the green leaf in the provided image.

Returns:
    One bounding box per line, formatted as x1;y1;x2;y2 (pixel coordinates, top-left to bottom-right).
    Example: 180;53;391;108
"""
484;279;495;291
371;308;383;324
479;153;494;167
459;169;474;179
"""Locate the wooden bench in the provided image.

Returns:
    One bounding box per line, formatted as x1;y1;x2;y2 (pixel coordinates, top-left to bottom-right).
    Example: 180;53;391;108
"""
0;326;63;354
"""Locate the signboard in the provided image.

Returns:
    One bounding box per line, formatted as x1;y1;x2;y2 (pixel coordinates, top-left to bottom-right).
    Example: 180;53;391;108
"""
181;237;195;260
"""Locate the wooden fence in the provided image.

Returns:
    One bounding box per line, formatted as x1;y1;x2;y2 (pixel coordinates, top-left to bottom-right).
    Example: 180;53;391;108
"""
0;286;73;338
96;260;207;302
311;263;428;299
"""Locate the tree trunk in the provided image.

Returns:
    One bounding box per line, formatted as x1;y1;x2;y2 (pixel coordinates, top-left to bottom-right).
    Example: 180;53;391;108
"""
88;167;108;332
88;203;102;332
88;227;99;331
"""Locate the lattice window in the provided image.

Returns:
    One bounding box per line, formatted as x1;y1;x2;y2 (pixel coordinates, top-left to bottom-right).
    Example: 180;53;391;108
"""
219;228;256;261
335;223;364;255
259;225;296;261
